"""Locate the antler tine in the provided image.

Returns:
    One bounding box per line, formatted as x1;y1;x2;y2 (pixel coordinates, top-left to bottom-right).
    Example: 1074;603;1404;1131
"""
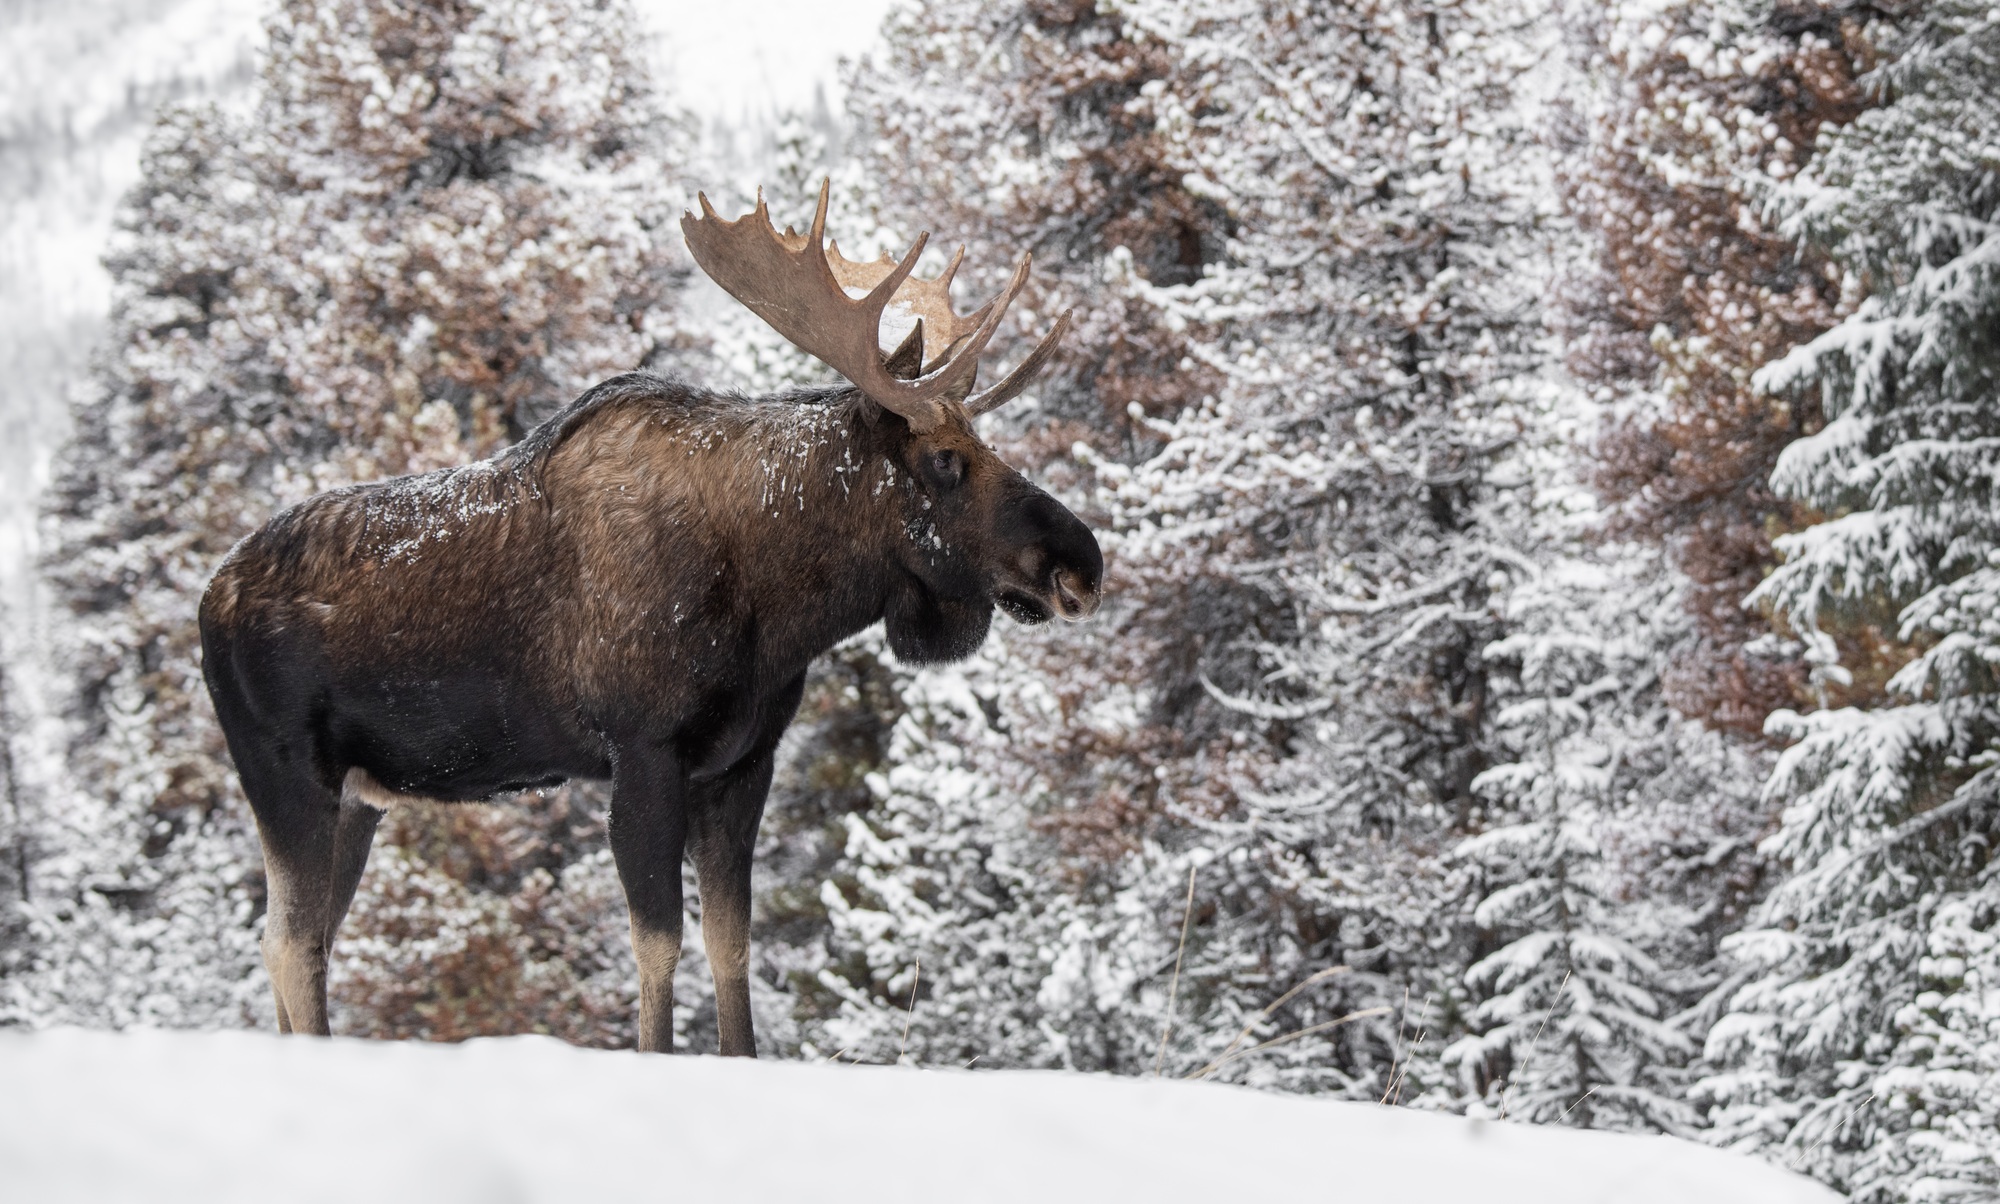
966;308;1072;416
884;319;925;381
829;239;987;368
682;180;1068;431
937;245;966;290
920;248;1040;398
927;250;1035;398
808;177;830;250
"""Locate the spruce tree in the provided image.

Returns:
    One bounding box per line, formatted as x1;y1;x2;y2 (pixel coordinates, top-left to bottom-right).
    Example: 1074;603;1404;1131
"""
1447;560;1705;1133
0;658;29;979
1540;0;1909;1151
1701;5;2000;1197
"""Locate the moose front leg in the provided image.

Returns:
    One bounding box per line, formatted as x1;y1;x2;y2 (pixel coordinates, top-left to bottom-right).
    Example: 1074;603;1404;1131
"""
608;745;689;1053
691;748;776;1057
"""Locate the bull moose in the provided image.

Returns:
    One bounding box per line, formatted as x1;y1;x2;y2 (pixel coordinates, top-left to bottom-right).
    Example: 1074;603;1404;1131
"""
198;182;1103;1054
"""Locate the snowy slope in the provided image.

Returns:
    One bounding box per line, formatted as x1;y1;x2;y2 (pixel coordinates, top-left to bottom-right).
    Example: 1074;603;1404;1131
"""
0;1029;1837;1203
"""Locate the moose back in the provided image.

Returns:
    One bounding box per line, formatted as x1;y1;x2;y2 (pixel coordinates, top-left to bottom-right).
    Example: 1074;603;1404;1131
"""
199;183;1103;1053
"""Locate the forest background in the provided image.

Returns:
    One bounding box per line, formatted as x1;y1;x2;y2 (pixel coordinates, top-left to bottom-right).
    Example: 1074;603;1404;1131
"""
3;1;1997;1201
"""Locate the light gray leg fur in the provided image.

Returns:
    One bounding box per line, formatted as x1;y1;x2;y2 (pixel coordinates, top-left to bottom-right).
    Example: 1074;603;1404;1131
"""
260;795;382;1036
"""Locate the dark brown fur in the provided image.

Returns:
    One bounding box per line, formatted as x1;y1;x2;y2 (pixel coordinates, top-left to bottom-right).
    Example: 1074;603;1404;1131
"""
200;372;1101;1052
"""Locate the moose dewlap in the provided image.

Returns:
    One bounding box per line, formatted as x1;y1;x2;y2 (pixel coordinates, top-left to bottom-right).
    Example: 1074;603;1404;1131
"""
198;181;1103;1054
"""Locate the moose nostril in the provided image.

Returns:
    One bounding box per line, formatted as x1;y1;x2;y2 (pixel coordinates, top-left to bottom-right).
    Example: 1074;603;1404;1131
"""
1054;569;1100;620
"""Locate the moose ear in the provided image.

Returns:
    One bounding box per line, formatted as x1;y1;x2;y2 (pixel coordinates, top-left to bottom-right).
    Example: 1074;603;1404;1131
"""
941;361;978;403
883;319;925;381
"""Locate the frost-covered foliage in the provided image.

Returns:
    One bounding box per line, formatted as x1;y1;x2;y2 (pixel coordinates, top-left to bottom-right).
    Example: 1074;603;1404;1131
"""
0;0;262;620
1419;364;1766;1135
1697;5;2000;1198
9;0;689;1036
0;659;30;969
757;0;1821;1140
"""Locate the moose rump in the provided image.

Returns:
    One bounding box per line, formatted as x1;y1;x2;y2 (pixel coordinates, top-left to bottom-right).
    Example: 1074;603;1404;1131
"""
198;181;1102;1055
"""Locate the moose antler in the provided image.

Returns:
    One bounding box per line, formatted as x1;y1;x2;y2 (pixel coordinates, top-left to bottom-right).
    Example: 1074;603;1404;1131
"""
681;179;1070;432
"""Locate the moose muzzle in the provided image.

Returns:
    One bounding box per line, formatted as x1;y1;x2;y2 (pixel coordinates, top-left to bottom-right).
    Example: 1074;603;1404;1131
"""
997;488;1102;625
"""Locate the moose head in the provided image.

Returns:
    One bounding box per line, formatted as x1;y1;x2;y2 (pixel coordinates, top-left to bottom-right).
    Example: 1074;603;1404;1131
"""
681;180;1101;662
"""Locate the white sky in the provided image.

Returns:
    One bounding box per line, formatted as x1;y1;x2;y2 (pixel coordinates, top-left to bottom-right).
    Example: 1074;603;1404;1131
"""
634;0;901;120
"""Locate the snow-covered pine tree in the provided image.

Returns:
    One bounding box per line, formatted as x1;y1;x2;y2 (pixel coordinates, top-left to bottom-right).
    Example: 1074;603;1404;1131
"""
1699;5;2000;1198
18;0;688;1039
1446;556;1701;1133
783;0;1564;1096
1436;305;1771;1134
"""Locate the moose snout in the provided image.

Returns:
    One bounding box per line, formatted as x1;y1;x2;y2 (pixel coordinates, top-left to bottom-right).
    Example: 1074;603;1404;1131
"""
998;486;1104;624
1039;497;1103;622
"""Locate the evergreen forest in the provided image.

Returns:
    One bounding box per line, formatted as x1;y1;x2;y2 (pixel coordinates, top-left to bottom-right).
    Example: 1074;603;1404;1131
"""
4;1;1999;1199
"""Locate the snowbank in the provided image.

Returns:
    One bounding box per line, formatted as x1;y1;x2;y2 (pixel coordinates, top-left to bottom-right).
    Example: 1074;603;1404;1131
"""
0;1028;1835;1203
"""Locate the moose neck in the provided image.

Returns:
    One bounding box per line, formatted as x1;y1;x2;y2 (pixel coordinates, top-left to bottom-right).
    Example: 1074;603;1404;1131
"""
685;391;926;671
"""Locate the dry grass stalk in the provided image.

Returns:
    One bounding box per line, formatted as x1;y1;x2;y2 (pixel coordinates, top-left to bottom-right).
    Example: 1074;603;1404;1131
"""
1499;969;1570;1121
1187;1007;1392;1081
1380;985;1411;1104
1203;965;1353;1082
899;954;921;1065
1791;1093;1875;1171
1390;1023;1429;1106
1560;1087;1597;1120
1382;992;1432;1106
1152;864;1198;1076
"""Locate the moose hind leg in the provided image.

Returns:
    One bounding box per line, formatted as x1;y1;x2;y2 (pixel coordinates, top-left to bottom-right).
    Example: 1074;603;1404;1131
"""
252;785;345;1037
324;798;383;948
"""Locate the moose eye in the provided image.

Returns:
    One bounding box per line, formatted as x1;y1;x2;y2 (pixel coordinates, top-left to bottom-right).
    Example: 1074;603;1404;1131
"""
927;449;964;489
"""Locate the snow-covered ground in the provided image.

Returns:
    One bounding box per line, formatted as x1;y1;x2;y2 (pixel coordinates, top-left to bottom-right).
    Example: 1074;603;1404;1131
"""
0;1028;1836;1203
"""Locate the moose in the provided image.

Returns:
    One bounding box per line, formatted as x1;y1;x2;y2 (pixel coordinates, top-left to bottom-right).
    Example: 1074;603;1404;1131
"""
198;182;1103;1054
